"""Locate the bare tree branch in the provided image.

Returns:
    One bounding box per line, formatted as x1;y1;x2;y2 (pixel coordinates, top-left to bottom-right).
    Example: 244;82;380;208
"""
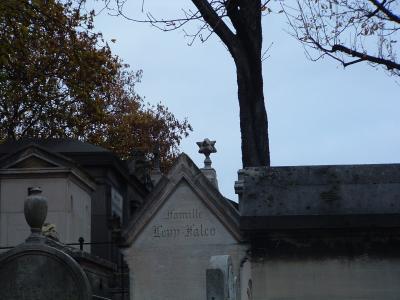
368;0;400;24
283;0;400;77
332;44;400;70
190;0;237;49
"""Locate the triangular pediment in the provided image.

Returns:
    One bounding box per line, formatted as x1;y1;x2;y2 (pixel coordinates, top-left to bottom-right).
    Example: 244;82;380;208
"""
0;143;96;190
7;154;58;169
0;145;72;169
123;153;241;246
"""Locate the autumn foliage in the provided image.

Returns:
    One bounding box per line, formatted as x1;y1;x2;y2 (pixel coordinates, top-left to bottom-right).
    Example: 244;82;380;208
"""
0;0;191;169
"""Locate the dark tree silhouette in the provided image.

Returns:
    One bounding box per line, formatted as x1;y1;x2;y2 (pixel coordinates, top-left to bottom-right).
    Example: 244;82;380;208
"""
106;0;271;167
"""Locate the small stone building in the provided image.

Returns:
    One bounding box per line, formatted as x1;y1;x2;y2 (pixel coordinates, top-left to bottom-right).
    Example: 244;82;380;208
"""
121;154;248;300
0;144;94;251
0;139;148;263
0;139;150;299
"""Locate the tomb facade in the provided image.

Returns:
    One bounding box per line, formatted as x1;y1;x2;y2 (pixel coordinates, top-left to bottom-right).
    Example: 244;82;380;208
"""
122;153;247;300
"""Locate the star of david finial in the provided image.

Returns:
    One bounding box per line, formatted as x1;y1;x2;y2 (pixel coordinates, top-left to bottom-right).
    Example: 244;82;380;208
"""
196;138;217;169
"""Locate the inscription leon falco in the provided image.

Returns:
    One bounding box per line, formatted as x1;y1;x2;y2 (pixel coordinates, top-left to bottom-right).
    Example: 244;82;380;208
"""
152;208;216;239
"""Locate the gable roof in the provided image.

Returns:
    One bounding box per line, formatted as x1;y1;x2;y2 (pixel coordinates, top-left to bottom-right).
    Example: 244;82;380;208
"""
122;153;242;245
0;139;149;198
0;138;110;156
0;144;95;190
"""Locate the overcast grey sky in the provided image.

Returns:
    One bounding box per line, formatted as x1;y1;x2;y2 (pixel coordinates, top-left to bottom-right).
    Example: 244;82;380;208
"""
91;0;400;201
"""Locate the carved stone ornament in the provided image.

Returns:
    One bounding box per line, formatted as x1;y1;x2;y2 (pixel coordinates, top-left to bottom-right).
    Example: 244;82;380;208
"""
24;187;47;242
197;138;217;169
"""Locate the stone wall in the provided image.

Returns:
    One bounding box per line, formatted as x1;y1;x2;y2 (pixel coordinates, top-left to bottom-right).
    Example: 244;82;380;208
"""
236;163;400;300
252;257;400;300
0;176;92;251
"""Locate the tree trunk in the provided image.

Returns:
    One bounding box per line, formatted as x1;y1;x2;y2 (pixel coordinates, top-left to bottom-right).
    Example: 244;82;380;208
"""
234;53;270;167
231;1;270;167
191;0;270;167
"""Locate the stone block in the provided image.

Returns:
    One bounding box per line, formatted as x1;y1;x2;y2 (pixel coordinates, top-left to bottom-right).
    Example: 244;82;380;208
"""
236;164;400;230
206;268;224;300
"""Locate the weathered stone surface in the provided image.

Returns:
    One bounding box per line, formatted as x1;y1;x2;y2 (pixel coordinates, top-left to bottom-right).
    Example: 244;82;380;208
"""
236;163;400;300
236;164;400;230
207;255;236;300
206;269;224;300
34;238;116;300
240;259;252;300
251;257;400;300
0;243;92;300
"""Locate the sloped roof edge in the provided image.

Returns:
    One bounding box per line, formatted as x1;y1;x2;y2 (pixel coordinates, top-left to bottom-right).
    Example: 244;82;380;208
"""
0;144;96;190
122;153;241;245
0;138;110;154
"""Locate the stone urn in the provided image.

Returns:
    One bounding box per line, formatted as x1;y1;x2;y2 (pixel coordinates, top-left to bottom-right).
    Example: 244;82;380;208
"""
24;187;48;238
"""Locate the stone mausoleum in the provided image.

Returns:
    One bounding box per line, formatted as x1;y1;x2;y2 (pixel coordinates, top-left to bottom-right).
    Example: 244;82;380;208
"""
1;138;400;300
